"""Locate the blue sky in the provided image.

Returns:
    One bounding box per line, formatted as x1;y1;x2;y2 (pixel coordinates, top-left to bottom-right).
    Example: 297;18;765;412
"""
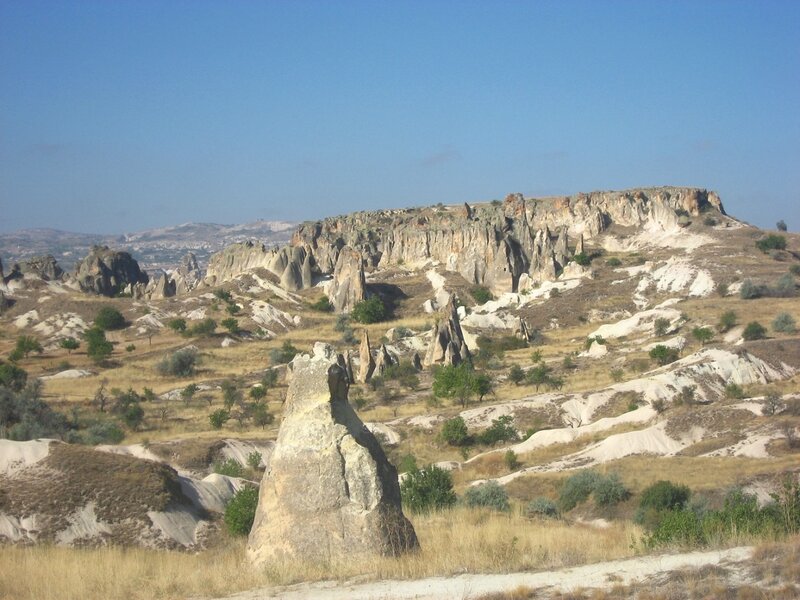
1;0;799;233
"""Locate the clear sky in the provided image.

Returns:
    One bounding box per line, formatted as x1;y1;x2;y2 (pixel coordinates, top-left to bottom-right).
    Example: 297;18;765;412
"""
1;0;799;234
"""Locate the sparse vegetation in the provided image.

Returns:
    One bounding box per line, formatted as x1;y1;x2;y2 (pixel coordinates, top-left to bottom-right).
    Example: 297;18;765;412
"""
717;310;737;333
156;347;198;377
773;312;797;333
351;296;387;324
755;234;787;253
269;340;299;365
469;286;493;304
224;485;259;536
649;344;679;366
309;296;333;312
463;481;510;512
94;306;126;331
399;465;457;514
742;321;767;341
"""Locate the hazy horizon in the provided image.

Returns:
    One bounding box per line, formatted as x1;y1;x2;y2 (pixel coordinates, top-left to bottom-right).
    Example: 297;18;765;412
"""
2;1;799;233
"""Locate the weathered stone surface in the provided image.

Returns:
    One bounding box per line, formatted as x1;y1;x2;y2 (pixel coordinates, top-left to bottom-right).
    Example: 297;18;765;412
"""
424;297;471;368
575;233;585;256
72;246;148;296
358;330;376;384
17;255;63;281
289;187;724;294
247;355;418;565
144;271;176;299
412;352;423;371
173;252;202;295
327;245;366;313
373;344;396;377
204;242;314;293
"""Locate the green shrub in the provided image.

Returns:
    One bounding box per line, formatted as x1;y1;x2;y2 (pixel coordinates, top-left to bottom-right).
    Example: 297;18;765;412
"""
476;335;527;356
593;473;630;507
12;336;43;359
610;367;624;382
213;289;232;302
84;328;113;364
121;403;144;430
400;465;457;514
269;340;299;365
477;415;518;446
776;220;788;232
463;481;510;512
740;279;767;300
252;403;273;428
526;497;559;519
167;318;187;333
717;310;737;333
432;363;490;407
214;458;245;478
691;327;714;346
503;449;519;470
246;451;262;470
508;364;525;385
790;264;800;277
59;337;80;354
606;257;622;267
351;296;387;324
0;380;70;440
649;345;679;366
559;470;602;511
334;314;350;332
773;274;796;298
725;383;745;399
645;508;705;548
397;454;417;473
221;317;240;334
224;485;259;535
469;286;494;304
0;362;28;391
209;408;230;430
773;312;797;333
755;234;787;253
156;347;198;377
653;318;671;337
572;253;591;267
439;416;470;446
310;296;333;312
94;306;126;331
637;480;690;520
187;318;217;337
743;321;767;341
82;421;125;445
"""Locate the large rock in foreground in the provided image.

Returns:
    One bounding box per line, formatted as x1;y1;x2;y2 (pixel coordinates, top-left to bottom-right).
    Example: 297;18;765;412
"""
247;355;418;565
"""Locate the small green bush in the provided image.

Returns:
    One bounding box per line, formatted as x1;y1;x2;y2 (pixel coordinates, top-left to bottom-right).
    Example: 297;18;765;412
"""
691;327;713;346
156;347;198;377
221;317;240;334
224;486;259;536
351;296;387;324
440;416;470;446
0;362;28;391
653;318;671;337
310;296;333;312
742;321;767;341
476;335;528;356
94;306;126;331
269;340;299;365
572;253;591;267
773;274;796;298
594;473;630;507
121;403;144;430
724;383;745;399
755;234;787;253
772;312;796;333
463;481;510;512
59;337;80;354
476;415;518;446
246;451;262;470
469;286;494;304
187;318;217;337
400;465;457;514
84;328;113;364
559;470;602;511
649;345;679;366
639;480;690;515
503;449;519;471
82;421;125;445
214;458;245;478
508;364;525;385
740;279;767;300
606;257;622;267
526;497;559;519
717;310;737;333
167;318;187;333
209;408;230;430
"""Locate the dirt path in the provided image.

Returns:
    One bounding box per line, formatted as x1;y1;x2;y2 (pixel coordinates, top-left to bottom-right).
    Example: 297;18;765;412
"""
213;546;752;600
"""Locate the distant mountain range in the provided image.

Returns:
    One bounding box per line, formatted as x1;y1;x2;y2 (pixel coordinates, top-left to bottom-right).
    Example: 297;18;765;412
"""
0;220;297;272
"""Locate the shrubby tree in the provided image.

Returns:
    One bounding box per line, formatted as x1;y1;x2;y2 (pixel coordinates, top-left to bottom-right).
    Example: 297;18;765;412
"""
94;306;126;331
167;318;187;333
0;378;70;440
84;327;113;364
776;220;788;232
691;327;714;346
508;364;525;385
649;345;679;366
717;310;737;333
742;321;767;341
12;336;43;360
221;317;240;334
59;337;80;354
463;481;510;512
432;363;492;407
224;485;259;535
156;347;198;376
773;312;797;334
209;408;230;429
755;234;787;253
653;318;671;337
269;340;299;365
351;296;387;324
439;416;470;446
399;465;457;514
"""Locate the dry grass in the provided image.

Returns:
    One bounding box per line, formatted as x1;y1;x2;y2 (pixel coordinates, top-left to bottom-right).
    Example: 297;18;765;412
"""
0;507;643;600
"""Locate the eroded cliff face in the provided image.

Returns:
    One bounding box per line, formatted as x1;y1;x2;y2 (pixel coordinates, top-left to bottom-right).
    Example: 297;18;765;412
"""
290;187;724;294
202;187;724;296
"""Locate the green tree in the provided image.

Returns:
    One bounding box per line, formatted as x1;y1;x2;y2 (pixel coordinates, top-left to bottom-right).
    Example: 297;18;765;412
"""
755;234;786;253
399;465;457;514
432;363;485;407
309;296;333;312
691;326;714;346
776;220;788;232
773;312;797;334
0;362;28;392
351;296;387;324
84;328;113;364
469;286;493;304
525;364;552;391
252;403;273;428
649;345;679;366
187;318;217;337
249;385;267;401
508;364;525;385
742;321;767;341
439;416;470;446
224;486;258;535
653;318;671;337
167;318;187;334
209;408;230;429
59;337;80;354
121;403;144;430
180;383;199;404
221;317;240;334
13;336;43;359
94;306;126;331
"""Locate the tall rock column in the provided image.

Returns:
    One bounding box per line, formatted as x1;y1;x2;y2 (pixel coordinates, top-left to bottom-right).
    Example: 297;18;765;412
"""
424;297;472;368
358;330;376;383
247;355;418;565
327;245;366;312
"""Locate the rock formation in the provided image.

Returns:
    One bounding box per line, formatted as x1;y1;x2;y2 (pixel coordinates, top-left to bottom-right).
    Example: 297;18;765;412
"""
203;241;314;292
358;330;376;383
247;354;418;565
424;297;471;368
575;233;585;256
327;245;366;312
173;252;202;294
142;271;176;299
0;256;4;282
16;255;63;281
72;246;148;296
412;352;423;371
373;344;396;377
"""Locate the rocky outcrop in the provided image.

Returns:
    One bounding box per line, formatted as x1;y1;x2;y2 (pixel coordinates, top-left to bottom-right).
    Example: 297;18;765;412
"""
575;234;585;256
424;297;471;368
72;246;148;296
142;271;176;300
359;330;376;384
15;255;63;281
327;246;366;312
173;253;202;295
290;187;724;294
374;344;396;377
247;354;418;565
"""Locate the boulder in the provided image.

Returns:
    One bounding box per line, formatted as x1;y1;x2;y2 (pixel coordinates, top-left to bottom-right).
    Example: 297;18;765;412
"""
327;246;366;312
358;330;376;383
72;246;148;297
17;255;63;281
247;355;418;565
424;297;471;368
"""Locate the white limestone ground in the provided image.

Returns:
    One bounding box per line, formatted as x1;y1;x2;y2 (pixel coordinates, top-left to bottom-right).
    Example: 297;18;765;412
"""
38;369;93;380
632;257;715;308
589;305;682;339
249;300;299;334
217;546;753;600
13;309;39;328
0;439;52;476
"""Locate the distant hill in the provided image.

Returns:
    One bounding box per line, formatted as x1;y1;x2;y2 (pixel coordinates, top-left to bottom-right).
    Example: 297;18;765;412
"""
0;220;296;272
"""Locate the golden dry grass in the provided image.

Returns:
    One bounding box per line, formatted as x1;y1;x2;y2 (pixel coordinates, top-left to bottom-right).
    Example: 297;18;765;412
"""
0;507;643;600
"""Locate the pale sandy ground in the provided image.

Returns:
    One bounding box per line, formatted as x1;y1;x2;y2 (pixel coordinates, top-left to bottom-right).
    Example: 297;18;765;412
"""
211;546;751;600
